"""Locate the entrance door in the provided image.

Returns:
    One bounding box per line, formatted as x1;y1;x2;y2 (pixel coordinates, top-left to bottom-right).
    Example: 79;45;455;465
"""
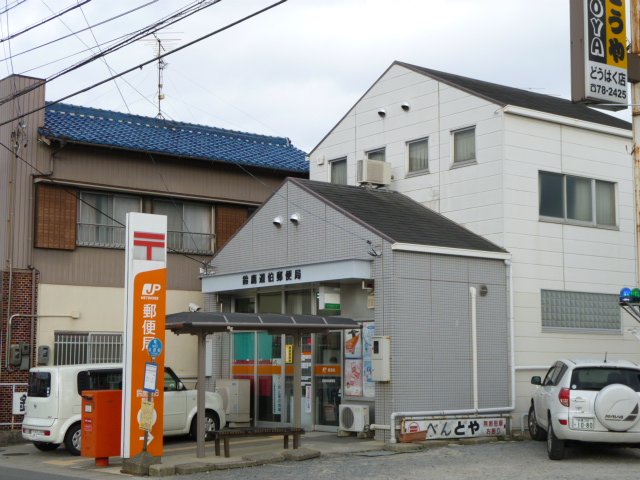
314;331;342;430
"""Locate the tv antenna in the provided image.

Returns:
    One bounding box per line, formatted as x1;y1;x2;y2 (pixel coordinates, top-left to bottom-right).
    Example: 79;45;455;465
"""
142;32;181;119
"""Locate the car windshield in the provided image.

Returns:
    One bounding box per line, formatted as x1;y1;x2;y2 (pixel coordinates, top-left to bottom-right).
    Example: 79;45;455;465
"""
570;367;640;391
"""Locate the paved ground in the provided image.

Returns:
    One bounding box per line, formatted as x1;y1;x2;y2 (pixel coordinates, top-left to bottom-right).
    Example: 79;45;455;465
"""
3;433;640;479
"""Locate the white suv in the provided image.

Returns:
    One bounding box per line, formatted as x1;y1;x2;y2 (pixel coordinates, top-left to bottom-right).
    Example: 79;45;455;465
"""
529;358;640;460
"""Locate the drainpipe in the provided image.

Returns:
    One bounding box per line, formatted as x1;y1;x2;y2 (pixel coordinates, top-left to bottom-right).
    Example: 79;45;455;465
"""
470;287;478;410
6;313;79;368
382;260;517;443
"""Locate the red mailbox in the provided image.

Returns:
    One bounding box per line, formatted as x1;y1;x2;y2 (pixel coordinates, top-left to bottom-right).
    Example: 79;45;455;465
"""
81;390;122;466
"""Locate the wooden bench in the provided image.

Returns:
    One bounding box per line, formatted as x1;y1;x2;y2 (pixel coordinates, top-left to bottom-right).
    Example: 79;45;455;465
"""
212;427;305;458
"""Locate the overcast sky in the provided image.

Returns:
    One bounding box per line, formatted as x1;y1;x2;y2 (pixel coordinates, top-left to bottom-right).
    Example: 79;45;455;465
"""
1;0;633;153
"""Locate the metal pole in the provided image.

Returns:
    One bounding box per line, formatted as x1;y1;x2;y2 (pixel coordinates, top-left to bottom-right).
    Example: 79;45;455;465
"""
633;0;640;285
196;332;206;458
293;331;302;428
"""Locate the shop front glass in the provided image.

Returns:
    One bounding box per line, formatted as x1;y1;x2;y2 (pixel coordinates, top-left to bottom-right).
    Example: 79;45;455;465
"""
231;289;347;431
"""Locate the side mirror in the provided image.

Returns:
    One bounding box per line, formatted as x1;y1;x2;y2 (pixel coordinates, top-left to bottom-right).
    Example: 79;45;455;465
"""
177;382;184;391
531;376;542;385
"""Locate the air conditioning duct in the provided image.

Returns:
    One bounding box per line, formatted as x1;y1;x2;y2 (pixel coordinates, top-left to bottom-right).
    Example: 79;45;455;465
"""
357;159;391;186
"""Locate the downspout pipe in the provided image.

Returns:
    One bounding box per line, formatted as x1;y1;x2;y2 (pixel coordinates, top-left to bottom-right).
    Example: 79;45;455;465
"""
470;287;478;410
385;260;516;443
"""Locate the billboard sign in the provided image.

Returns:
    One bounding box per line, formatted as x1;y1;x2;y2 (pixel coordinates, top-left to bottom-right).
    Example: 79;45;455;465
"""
571;0;628;109
122;213;167;459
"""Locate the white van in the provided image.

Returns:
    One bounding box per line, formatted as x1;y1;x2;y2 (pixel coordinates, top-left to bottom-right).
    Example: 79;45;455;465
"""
21;364;226;455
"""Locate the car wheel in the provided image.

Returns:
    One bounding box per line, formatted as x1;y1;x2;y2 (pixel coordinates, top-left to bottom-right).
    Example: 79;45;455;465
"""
64;422;82;456
190;410;219;441
528;405;547;441
546;417;565;460
33;442;60;452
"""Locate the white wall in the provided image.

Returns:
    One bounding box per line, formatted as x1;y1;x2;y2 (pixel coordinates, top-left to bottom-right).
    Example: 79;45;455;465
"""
310;63;639;427
37;284;202;378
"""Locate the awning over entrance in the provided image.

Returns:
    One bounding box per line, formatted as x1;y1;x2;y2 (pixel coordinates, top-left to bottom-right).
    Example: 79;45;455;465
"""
166;312;362;335
165;311;361;458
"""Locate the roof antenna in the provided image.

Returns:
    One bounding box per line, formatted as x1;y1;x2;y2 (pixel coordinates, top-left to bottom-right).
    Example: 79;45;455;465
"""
604;352;608;363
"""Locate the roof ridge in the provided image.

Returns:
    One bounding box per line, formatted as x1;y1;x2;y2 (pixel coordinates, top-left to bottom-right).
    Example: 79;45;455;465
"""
393;61;631;130
45;101;296;146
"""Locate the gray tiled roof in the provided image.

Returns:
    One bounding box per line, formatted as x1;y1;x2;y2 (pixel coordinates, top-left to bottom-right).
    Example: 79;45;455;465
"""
292;179;507;254
396;61;631;130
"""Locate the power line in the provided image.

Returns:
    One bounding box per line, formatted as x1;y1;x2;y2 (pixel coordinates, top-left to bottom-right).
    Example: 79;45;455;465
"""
0;0;26;16
0;137;210;265
0;0;91;43
0;0;219;108
0;0;288;128
0;1;157;65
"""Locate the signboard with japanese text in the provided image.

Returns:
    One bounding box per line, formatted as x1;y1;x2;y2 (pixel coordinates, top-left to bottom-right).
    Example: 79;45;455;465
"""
122;213;167;459
400;417;507;441
571;0;628;109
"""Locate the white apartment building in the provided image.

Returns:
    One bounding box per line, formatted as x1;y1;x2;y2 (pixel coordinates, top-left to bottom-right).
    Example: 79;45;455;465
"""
309;61;638;426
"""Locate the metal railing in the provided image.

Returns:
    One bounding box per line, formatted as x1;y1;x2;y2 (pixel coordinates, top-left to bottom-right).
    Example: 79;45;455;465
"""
54;332;123;365
77;224;215;254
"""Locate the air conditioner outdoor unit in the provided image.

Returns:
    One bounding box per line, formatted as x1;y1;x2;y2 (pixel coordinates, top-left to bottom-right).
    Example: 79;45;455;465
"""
215;379;251;423
339;404;369;432
357;159;391;186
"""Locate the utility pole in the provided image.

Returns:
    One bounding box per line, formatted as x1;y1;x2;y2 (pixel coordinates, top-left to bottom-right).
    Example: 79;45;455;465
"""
632;0;640;283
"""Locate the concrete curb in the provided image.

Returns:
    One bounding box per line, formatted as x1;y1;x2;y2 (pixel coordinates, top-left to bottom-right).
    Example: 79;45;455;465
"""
242;452;286;464
283;447;321;461
173;462;216;474
0;430;25;447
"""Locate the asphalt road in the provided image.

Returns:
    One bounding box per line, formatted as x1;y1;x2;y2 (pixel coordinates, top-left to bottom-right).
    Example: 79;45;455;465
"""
186;440;640;480
3;437;640;480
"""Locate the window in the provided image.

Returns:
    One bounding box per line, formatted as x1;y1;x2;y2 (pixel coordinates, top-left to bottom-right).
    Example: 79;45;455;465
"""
452;127;476;165
54;332;123;365
539;172;616;227
408;138;429;173
330;158;347;184
153;200;214;254
571;368;640;391
367;148;385;162
28;372;51;397
542;362;568;386
78;192;140;247
77;369;122;394
541;290;620;333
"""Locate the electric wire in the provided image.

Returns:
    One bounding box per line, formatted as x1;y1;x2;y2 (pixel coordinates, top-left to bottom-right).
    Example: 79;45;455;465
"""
0;138;209;265
0;0;26;16
0;0;287;128
0;0;219;108
0;0;91;43
76;2;129;112
0;0;157;66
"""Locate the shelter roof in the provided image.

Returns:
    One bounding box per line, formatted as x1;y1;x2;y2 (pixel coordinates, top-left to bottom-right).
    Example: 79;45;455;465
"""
166;311;361;335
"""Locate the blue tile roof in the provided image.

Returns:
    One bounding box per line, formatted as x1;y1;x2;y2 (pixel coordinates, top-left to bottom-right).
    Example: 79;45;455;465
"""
39;102;309;172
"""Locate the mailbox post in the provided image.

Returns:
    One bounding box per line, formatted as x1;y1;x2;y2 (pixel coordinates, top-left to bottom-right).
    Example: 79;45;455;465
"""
81;390;122;467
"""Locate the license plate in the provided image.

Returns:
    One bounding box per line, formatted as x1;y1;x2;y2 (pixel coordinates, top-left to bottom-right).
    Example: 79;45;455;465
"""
30;431;38;440
572;417;594;430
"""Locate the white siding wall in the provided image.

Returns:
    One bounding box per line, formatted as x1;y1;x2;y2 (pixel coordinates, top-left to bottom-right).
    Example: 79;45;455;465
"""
310;63;639;426
311;64;506;245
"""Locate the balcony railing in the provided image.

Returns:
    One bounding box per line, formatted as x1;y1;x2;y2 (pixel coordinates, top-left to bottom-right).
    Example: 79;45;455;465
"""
78;224;215;255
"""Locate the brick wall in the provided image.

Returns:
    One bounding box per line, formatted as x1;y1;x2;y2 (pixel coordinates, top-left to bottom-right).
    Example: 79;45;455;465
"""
0;269;39;430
